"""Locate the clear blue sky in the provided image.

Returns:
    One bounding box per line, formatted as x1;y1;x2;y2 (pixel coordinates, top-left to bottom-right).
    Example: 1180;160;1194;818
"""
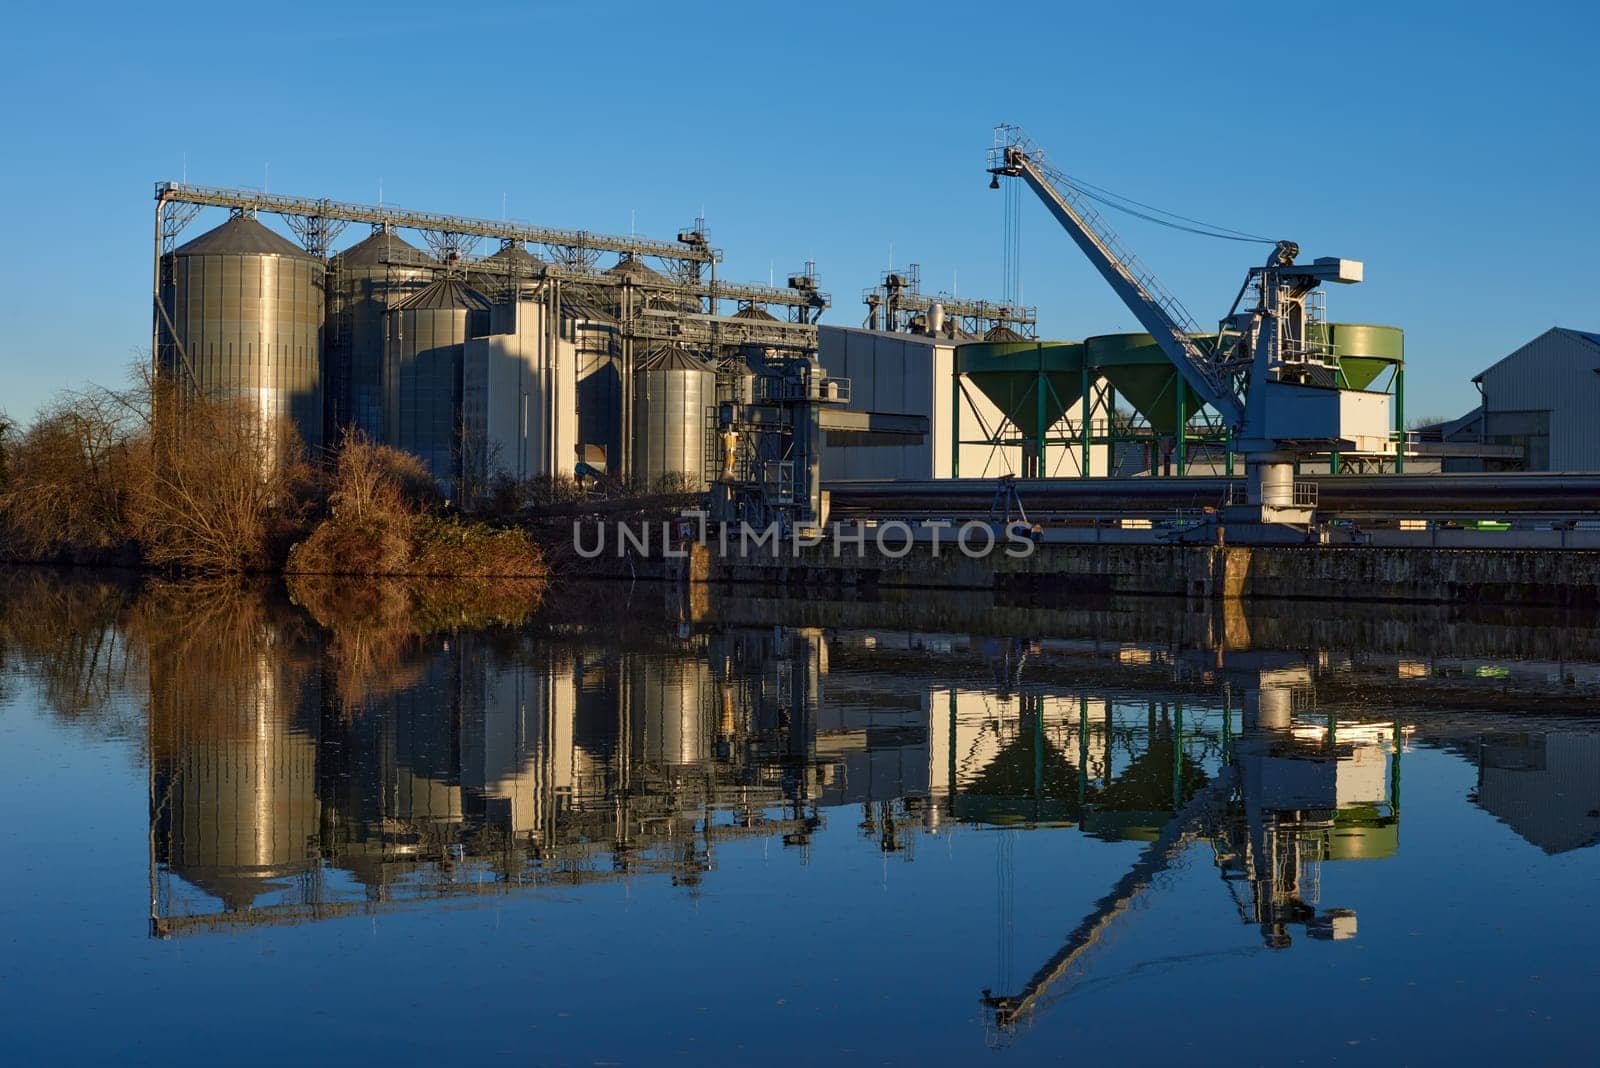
2;0;1595;423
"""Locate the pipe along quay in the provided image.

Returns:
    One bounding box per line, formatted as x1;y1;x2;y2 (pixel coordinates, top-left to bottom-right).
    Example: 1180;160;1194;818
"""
572;473;1600;606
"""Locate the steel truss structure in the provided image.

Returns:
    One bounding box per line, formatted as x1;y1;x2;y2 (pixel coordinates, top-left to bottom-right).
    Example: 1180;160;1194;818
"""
862;263;1037;338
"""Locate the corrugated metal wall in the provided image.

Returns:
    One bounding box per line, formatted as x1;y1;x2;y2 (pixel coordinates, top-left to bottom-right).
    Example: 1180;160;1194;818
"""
814;326;1025;479
1480;329;1600;471
164;248;325;454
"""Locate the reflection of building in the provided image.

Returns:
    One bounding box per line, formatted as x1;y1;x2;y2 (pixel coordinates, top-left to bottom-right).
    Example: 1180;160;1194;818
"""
1474;733;1600;854
152;624;846;933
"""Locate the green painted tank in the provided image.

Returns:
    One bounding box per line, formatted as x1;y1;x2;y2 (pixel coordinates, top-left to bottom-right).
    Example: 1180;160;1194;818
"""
1083;333;1205;437
1309;323;1405;390
957;341;1086;439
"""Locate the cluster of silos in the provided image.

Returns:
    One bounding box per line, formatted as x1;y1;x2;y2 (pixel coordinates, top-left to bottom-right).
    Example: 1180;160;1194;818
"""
632;345;715;489
158;214;327;455
159;214;724;489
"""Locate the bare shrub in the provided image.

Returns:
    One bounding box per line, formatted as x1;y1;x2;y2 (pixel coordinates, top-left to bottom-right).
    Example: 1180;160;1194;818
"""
0;388;137;559
126;386;310;573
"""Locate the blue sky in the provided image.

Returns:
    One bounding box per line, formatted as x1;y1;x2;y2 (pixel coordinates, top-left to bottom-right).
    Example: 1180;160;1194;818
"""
1;0;1594;423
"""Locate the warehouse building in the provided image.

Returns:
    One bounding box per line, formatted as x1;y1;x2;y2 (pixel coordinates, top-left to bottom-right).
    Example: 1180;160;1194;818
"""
1461;327;1600;471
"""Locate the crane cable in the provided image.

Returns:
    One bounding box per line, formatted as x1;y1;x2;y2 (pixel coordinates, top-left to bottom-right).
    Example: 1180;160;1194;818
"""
1045;162;1276;244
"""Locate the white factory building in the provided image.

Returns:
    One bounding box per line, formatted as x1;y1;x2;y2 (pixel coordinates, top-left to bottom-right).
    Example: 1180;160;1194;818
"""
814;325;1109;480
1448;327;1600;471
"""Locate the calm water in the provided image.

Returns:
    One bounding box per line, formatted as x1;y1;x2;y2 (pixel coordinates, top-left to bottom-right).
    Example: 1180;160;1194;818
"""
3;571;1599;1065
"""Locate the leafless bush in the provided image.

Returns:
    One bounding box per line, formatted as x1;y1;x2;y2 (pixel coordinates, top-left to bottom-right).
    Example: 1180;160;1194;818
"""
125;381;310;573
0;388;138;559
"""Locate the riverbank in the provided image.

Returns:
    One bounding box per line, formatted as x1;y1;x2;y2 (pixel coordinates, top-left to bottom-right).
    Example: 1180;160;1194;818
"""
565;535;1600;606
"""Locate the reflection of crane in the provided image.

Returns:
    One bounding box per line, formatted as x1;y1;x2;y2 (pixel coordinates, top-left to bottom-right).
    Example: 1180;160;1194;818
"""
982;765;1238;1030
978;704;1400;1035
987;125;1390;527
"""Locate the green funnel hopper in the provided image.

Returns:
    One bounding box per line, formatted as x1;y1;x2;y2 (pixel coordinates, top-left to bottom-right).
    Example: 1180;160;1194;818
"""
1311;323;1405;390
1084;333;1204;437
958;341;1085;439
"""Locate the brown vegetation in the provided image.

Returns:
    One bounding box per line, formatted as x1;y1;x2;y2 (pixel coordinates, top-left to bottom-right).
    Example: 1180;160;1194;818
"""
287;572;544;711
2;372;548;580
287;434;548;582
0;372;308;571
0;389;138;561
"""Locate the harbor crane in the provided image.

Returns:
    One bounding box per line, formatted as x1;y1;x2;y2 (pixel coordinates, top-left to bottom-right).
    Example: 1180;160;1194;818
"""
987;125;1391;529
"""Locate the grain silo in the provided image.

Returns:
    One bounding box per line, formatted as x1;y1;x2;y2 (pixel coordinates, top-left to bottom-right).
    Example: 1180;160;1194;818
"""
469;241;544;303
384;278;492;493
160;214;325;455
566;292;623;474
325;228;436;442
631;345;714;489
604;254;697;315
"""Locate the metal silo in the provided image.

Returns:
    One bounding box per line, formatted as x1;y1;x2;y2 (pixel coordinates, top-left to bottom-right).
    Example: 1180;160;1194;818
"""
469;241;544;303
631;345;713;489
161;214;325;455
384;278;492;493
326;228;436;442
567;292;622;474
604;254;697;315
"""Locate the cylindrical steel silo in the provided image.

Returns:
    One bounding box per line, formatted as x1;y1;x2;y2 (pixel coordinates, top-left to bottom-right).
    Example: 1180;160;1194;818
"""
469;241;544;303
604;255;698;316
384;278;492;493
161;214;326;455
631;345;713;489
567;293;623;474
326;228;436;443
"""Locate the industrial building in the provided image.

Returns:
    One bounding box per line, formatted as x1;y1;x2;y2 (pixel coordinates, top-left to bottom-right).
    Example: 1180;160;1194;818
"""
1444;327;1600;471
151;145;1515;537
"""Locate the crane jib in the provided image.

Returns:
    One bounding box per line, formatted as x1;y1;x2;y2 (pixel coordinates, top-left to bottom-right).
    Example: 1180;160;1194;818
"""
1009;155;1244;424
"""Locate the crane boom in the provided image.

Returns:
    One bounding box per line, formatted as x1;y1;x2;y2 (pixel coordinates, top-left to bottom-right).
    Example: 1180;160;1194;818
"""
988;126;1243;424
987;124;1393;528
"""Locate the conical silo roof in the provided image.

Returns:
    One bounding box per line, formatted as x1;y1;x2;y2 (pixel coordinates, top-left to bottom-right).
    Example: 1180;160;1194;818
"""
485;242;544;270
174;215;318;260
606;255;674;287
392;278;493;312
732;304;779;321
637;344;712;372
984;324;1025;342
332;229;436;269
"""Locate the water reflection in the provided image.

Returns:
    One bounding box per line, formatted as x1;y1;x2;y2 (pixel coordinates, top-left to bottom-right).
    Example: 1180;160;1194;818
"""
5;572;1600;1045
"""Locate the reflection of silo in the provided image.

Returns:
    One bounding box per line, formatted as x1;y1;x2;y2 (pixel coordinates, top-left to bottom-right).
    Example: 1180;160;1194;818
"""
459;638;577;835
384;278;492;490
152;651;321;911
160;214;325;456
632;346;713;488
326;228;436;441
388;642;463;823
629;655;714;767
